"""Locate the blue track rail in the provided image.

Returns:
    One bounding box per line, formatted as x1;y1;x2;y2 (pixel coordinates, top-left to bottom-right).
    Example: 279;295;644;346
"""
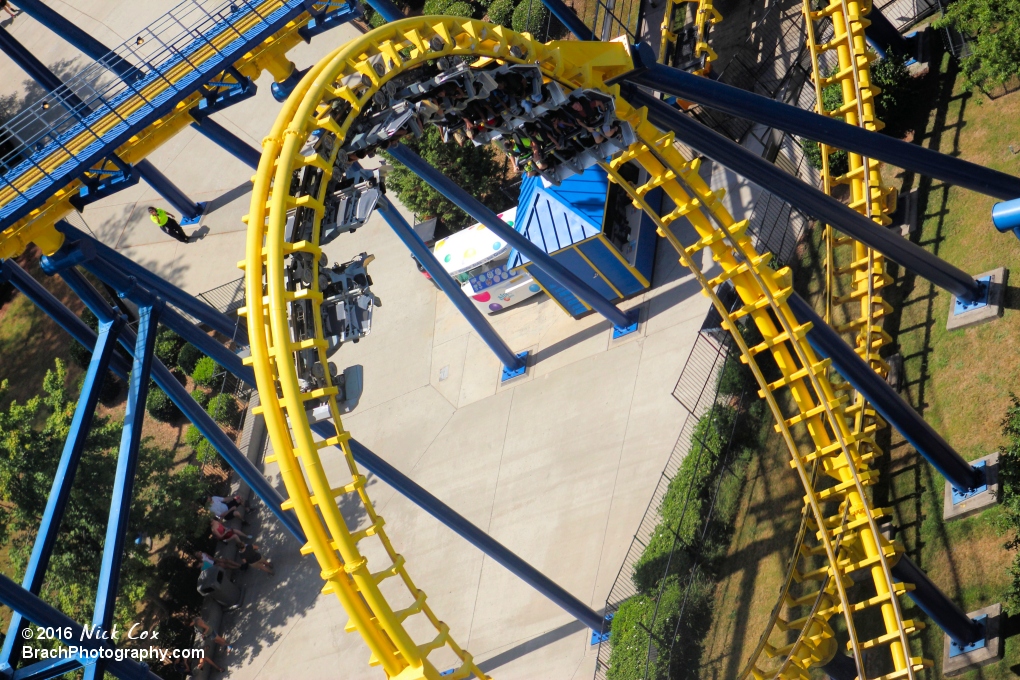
0;0;356;228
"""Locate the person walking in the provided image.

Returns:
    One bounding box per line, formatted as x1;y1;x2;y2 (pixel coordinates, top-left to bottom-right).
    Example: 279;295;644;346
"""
192;616;232;655
148;206;189;243
239;542;275;576
0;0;21;18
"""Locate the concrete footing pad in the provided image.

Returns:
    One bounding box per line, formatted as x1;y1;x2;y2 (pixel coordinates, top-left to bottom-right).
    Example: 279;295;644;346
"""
943;452;1000;521
893;189;918;236
946;267;1007;331
943;603;1004;676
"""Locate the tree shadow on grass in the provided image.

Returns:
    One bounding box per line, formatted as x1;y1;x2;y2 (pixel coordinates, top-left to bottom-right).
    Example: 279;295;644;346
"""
875;43;977;673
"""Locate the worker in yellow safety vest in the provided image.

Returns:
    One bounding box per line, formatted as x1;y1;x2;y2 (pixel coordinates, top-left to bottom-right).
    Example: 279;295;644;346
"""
148;206;189;243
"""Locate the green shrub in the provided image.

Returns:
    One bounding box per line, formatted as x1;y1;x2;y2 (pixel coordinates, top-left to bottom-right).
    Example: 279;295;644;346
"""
511;0;548;35
630;404;754;594
146;382;181;422
607;574;714;680
184;425;204;449
190;387;210;408
871;53;916;137
177;343;203;375
998;394;1020;612
195;438;219;464
423;0;474;15
802;64;849;176
184;425;219;464
716;356;755;398
191;356;220;388
487;0;514;25
154;327;185;367
207;393;239;426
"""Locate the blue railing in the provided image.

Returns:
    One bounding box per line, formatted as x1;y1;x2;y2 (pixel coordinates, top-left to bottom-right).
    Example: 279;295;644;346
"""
0;0;355;227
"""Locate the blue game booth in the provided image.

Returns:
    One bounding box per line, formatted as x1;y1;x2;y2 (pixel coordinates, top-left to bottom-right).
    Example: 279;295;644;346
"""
509;165;660;318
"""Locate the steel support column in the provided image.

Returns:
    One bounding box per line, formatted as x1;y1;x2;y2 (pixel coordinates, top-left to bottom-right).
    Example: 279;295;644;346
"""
13;0;134;76
389;144;634;328
788;292;985;492
363;0;404;22
83;302;160;680
310;426;607;632
892;554;984;645
377;196;525;372
0;574;160;680
538;0;595;40
133;160;204;222
0;310;124;670
189;114;262;170
0;261;131;376
865;7;910;56
0;27;74;100
51;267;306;543
623;85;985;302
53;224;248;344
622;61;1020;201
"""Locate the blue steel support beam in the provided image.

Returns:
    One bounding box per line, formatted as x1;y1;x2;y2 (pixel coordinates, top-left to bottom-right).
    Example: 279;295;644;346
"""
310;426;607;632
0;27;80;104
4;254;301;552
864;7;910;56
0;573;160;680
53;223;248;344
787;292;985;492
189;114;262;170
623;85;985;302
377;196;525;372
0;313;124;671
820;654;858;680
12;656;86;680
362;0;404;23
84;303;161;680
537;0;595;40
133;160;204;223
389;144;633;328
892;554;984;645
0;261;131;377
50;267;307;544
13;0;135;77
621;60;1020;201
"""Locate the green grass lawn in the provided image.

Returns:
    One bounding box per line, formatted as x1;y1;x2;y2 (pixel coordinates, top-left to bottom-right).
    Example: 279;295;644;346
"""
875;49;1020;678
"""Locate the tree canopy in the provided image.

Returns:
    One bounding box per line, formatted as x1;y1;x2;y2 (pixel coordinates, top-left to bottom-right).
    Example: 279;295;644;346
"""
0;360;211;629
385;126;512;230
935;0;1020;89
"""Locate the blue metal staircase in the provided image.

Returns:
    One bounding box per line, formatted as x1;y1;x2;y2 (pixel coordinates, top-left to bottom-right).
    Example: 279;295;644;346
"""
0;0;356;228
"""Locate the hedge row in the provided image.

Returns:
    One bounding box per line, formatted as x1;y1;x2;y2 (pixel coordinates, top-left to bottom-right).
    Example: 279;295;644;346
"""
607;352;764;680
998;395;1020;612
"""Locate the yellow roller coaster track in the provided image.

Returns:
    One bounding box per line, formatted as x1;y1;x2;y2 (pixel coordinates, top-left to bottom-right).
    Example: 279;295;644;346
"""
731;0;901;675
243;17;927;679
0;0;329;261
658;0;721;75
